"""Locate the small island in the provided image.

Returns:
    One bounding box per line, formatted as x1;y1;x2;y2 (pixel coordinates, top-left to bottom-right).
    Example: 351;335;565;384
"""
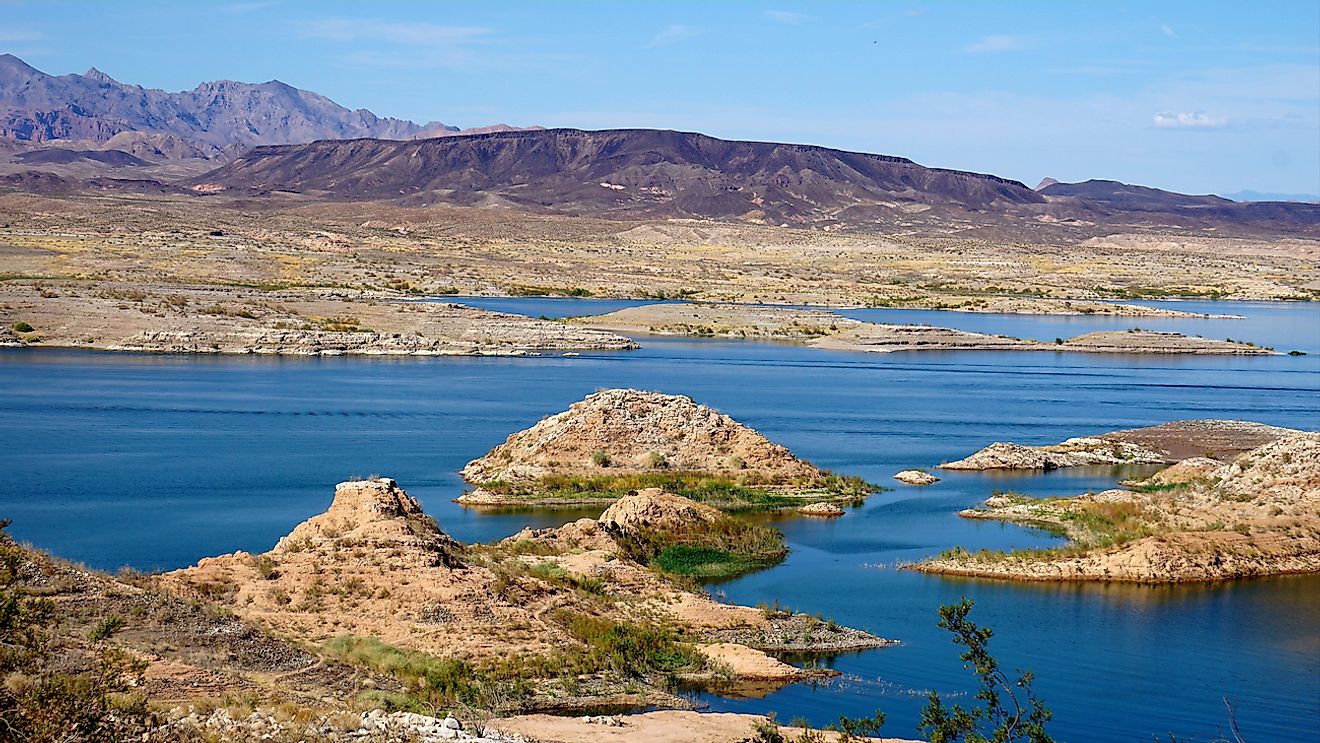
458;388;878;509
569;302;1273;355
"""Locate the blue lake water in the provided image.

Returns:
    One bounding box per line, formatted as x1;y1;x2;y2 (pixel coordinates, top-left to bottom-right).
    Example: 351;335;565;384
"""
1;299;1318;742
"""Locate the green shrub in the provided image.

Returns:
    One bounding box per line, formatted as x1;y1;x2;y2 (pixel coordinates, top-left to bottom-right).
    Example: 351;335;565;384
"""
0;520;149;740
11;321;33;333
87;616;124;643
553;611;705;678
620;512;788;580
920;599;1054;742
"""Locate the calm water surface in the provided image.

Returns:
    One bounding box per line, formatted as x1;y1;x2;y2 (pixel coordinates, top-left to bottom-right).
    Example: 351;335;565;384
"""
1;299;1317;742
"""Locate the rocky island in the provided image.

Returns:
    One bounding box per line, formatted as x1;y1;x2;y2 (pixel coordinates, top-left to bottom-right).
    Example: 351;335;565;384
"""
458;388;877;509
917;433;1320;583
570;302;1273;355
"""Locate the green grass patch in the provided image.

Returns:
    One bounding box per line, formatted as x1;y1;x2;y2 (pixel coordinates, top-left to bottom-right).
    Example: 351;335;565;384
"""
478;470;879;510
653;545;764;579
1129;480;1193;494
553;611;706;678
612;512;788;581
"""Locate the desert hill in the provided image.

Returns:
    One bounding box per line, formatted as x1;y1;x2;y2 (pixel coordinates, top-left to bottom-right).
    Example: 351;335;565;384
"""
189;127;1320;234
458;388;875;508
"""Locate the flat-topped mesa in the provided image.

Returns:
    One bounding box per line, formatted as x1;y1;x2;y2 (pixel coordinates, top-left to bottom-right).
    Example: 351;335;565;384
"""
570;302;862;340
459;389;873;508
940;419;1305;471
918;433;1320;583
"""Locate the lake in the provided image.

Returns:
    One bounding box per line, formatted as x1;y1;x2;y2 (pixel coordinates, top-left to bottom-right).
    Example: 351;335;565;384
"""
1;298;1317;742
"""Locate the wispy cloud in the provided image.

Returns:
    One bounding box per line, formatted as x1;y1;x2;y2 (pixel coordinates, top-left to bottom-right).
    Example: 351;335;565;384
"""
1153;111;1228;129
645;25;702;48
302;18;492;46
766;10;812;25
222;1;277;13
0;29;41;42
1160;23;1177;38
962;34;1025;53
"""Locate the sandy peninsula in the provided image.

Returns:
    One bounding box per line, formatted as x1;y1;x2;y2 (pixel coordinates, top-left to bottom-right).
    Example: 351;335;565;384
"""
938;419;1303;471
0;280;635;355
916;431;1320;583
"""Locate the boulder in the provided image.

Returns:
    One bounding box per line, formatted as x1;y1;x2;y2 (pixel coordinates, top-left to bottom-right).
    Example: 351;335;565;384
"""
797;502;845;517
893;469;940;485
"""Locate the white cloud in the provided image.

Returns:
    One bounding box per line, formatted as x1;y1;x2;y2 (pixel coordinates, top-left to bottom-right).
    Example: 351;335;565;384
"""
1153;111;1228;129
766;10;812;25
0;29;40;42
302;19;491;46
1161;23;1177;38
645;25;702;48
962;34;1025;53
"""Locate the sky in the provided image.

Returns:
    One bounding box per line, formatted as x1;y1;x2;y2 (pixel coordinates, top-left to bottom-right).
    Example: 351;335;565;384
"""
3;0;1318;196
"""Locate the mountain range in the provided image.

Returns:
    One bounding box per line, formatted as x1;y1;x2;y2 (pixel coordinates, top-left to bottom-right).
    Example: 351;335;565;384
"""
0;53;464;156
194;128;1319;234
0;54;1315;236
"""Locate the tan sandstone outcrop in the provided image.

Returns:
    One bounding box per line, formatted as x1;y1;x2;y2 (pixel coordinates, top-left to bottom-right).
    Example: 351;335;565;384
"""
459;388;826;489
598;488;725;533
164;478;886;701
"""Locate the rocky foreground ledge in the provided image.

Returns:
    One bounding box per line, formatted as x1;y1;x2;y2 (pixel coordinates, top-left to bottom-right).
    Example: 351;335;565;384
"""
0;281;635;355
458;388;877;509
568;302;1273;355
10;485;901;743
162;478;889;710
917;432;1320;583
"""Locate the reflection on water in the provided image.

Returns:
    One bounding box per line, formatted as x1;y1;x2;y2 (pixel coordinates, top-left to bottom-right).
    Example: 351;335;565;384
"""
0;298;1317;742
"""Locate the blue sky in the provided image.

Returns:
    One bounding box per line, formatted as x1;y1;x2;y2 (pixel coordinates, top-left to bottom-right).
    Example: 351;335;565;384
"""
3;0;1318;196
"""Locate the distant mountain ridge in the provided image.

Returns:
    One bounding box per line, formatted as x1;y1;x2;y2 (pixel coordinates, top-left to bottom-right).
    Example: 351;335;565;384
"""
1;54;1314;235
1221;190;1319;204
192;128;1318;234
0;53;456;156
196;127;1045;224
